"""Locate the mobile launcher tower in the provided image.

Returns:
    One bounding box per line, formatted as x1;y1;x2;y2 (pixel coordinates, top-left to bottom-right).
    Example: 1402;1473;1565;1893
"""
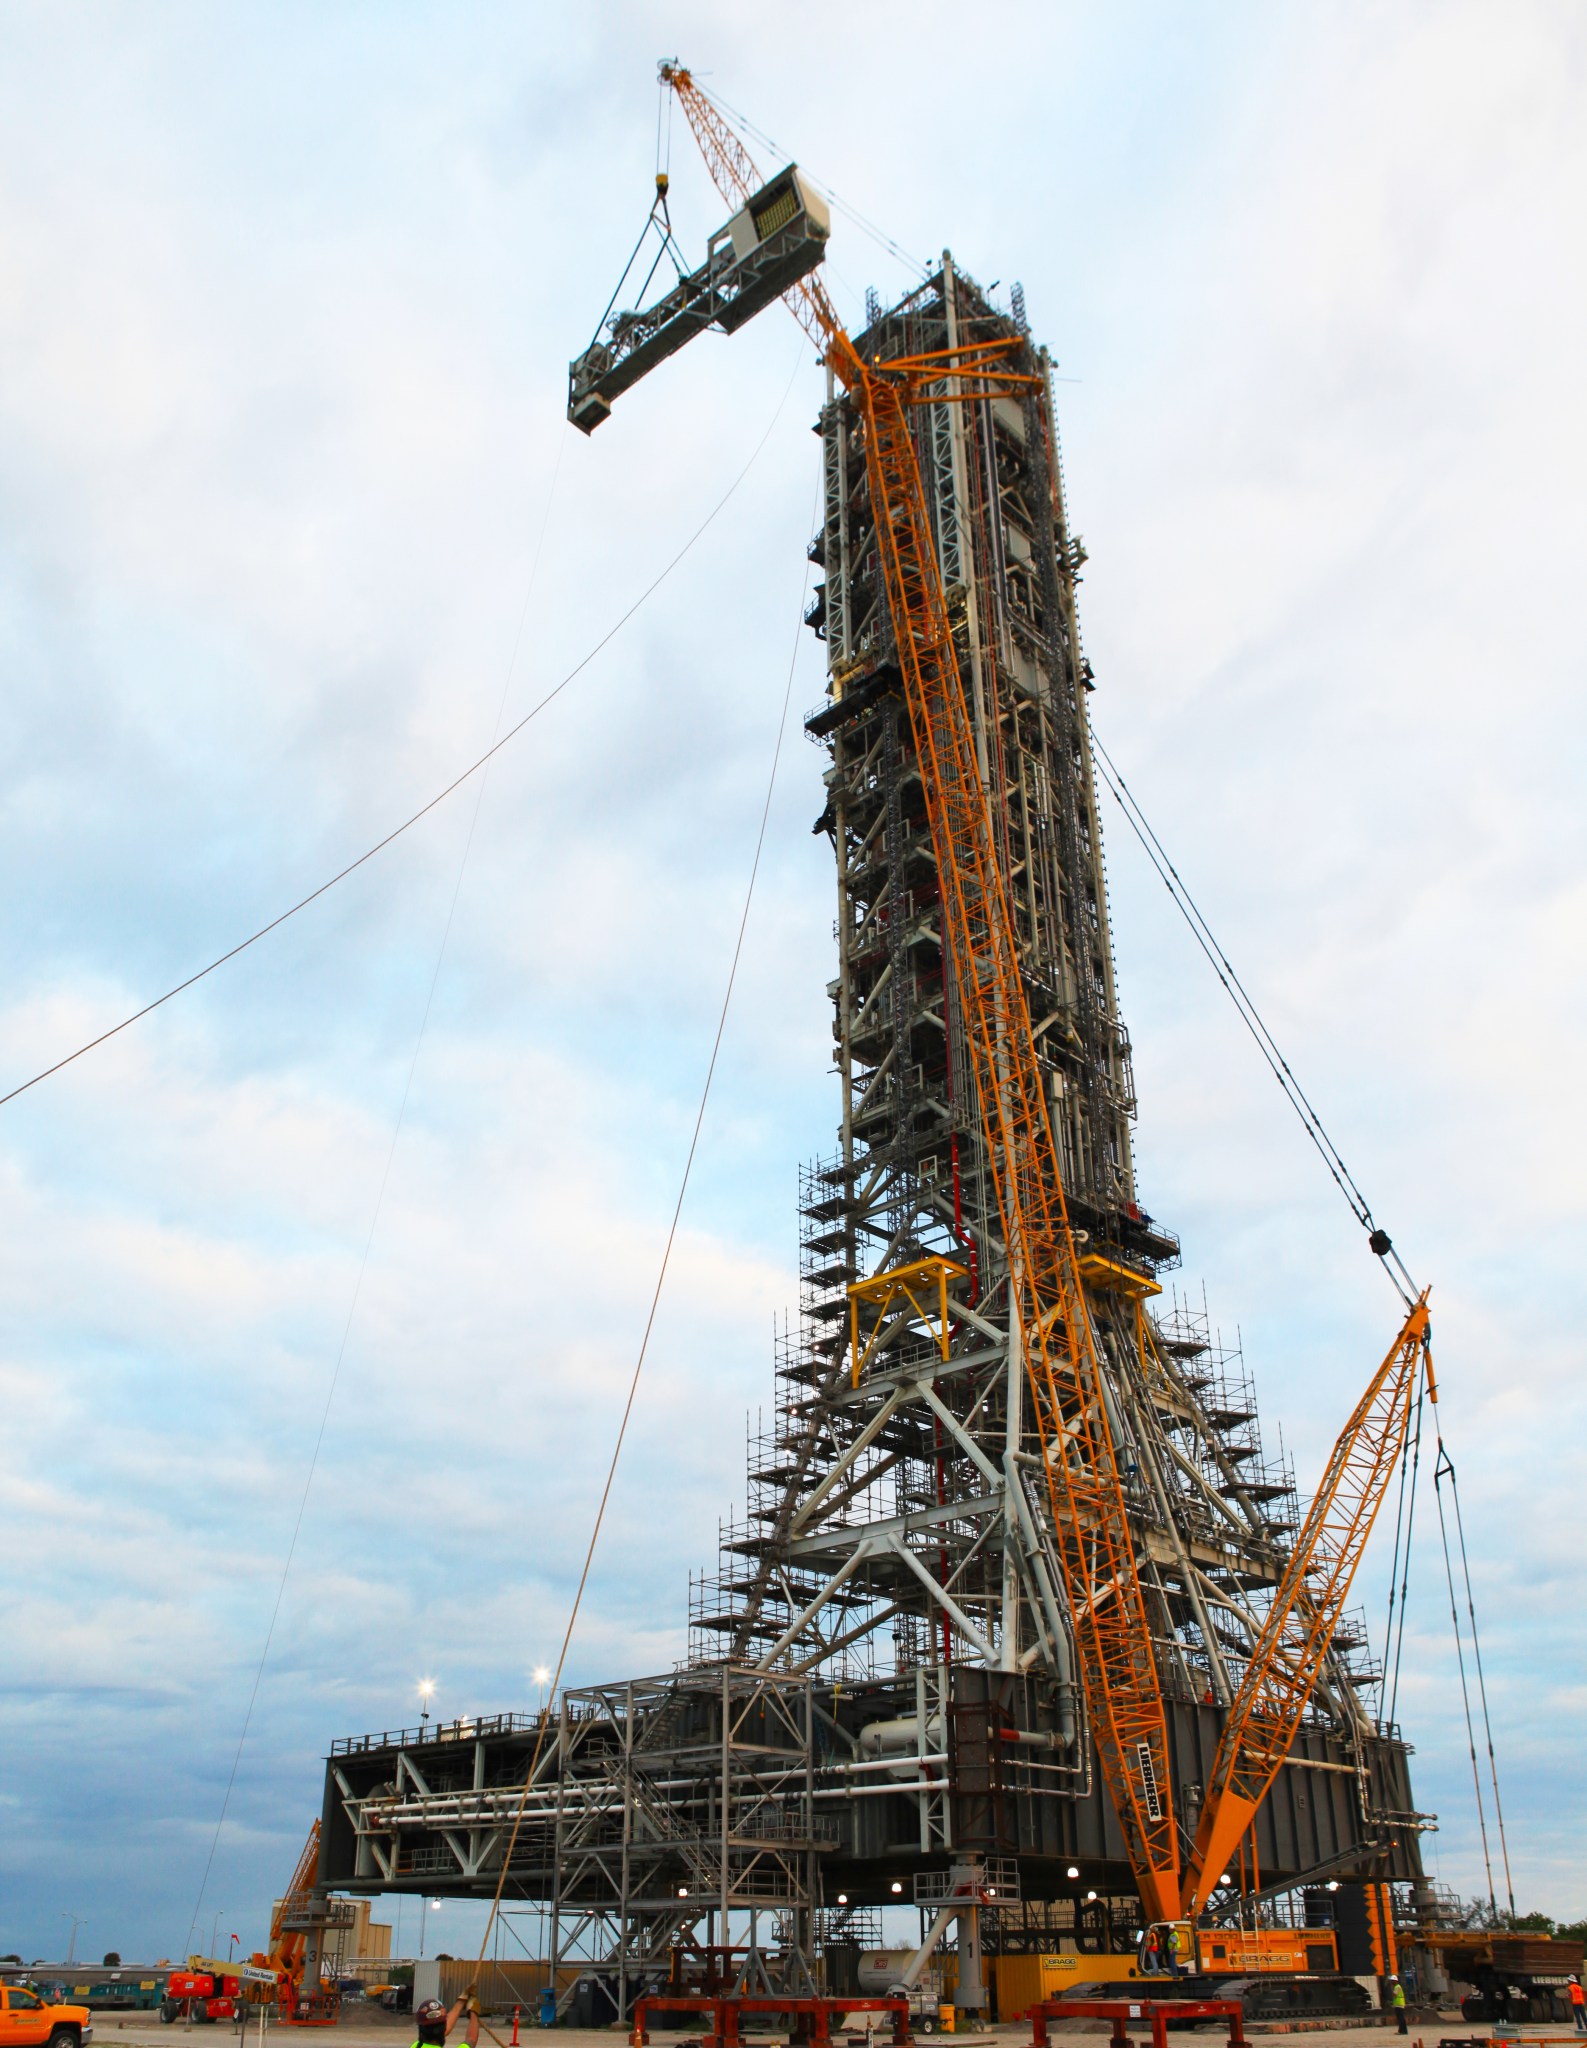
317;256;1428;2010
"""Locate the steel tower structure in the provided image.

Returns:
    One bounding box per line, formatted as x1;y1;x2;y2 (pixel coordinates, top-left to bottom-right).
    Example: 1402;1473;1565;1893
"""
317;255;1427;2004
688;258;1376;1752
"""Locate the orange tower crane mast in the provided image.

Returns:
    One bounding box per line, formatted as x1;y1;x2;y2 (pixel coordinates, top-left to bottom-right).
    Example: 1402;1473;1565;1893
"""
1181;1293;1435;1916
660;62;1182;1921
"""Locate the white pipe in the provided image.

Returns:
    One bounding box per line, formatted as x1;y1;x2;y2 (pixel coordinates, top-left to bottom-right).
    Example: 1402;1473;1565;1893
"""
857;1715;945;1757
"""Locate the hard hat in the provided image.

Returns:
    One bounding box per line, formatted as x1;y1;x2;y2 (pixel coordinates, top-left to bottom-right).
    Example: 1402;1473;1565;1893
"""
416;1999;447;2023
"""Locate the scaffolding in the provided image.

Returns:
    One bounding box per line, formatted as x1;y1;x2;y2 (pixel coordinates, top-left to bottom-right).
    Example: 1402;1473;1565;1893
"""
691;257;1379;1741
317;257;1428;2001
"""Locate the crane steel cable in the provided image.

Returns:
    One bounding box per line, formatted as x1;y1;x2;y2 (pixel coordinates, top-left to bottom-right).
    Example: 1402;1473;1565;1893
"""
1379;1366;1427;1731
171;344;803;1954
462;472;817;2005
1090;731;1418;1307
1435;1436;1518;1921
678;72;929;279
0;351;805;1117
182;427;572;1963
1092;728;1517;1921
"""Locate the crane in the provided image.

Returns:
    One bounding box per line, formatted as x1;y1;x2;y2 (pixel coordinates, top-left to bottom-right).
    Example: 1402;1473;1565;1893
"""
240;1821;346;2027
1177;1293;1435;1918
581;60;1181;1922
572;64;1439;1937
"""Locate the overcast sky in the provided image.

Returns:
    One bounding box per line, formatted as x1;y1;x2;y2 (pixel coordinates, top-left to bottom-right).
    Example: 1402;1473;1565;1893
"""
1;0;1583;1965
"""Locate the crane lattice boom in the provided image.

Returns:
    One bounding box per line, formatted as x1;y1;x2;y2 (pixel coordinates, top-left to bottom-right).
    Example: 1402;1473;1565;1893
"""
1182;1293;1434;1913
662;63;1181;1918
586;67;1433;1929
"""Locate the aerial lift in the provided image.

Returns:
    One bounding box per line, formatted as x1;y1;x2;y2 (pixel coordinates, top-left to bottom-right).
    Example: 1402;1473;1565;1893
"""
172;1828;344;2026
571;63;1437;1997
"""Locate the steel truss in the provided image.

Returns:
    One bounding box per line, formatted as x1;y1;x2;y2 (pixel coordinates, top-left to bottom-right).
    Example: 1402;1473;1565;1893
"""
549;1669;826;2014
689;254;1399;1826
316;258;1427;1994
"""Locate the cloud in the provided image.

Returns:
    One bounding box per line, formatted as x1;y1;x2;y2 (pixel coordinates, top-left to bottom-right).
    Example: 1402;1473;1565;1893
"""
0;0;1582;1958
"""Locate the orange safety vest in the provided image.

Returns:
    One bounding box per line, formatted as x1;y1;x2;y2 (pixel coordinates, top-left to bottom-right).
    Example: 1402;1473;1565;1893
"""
1570;1984;1584;2008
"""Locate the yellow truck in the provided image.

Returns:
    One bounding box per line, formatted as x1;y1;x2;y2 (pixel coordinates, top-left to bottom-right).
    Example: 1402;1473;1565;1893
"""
0;1984;95;2048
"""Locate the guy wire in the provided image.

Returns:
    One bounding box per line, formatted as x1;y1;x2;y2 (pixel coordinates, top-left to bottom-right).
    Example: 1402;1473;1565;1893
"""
464;460;818;2000
182;408;571;1960
1;348;808;1117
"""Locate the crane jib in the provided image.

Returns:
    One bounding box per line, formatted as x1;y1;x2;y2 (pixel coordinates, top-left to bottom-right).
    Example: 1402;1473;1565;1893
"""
586;65;1434;1935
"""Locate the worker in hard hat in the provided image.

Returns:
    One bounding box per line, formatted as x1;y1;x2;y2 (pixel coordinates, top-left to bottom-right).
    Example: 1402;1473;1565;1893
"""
1568;1974;1584;2032
1388;1976;1407;2035
414;1985;480;2048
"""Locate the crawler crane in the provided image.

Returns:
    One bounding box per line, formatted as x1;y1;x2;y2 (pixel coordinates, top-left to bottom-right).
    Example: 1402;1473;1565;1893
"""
568;64;1438;1969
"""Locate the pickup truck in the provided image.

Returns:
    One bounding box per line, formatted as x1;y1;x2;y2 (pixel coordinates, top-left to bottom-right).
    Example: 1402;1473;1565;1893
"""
0;1984;95;2048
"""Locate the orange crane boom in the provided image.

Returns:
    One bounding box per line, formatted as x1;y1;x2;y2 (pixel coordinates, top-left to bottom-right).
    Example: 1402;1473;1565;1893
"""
659;63;1181;1919
589;68;1435;1928
1181;1294;1435;1914
271;1819;322;1952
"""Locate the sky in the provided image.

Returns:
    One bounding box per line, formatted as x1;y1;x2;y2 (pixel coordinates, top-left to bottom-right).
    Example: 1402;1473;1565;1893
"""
1;0;1584;1966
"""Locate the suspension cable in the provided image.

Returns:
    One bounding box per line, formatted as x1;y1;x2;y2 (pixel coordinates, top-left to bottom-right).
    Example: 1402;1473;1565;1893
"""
1091;732;1419;1308
690;80;929;279
0;353;804;1117
1435;1438;1517;1920
1380;1364;1427;1732
1092;727;1518;1921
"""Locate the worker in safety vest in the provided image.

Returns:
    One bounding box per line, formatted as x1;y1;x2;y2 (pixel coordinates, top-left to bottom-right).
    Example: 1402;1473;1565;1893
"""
1388;1977;1407;2035
1568;1974;1584;2033
414;1985;480;2048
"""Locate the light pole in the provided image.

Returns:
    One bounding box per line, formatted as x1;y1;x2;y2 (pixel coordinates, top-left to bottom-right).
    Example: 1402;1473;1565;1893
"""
418;1678;435;1731
60;1914;85;1965
209;1912;226;1961
533;1666;551;1719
